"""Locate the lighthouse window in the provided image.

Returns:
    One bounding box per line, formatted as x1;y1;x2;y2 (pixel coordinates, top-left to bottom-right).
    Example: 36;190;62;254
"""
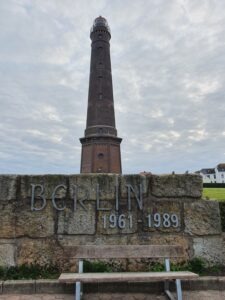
98;34;102;38
98;153;104;159
99;93;103;100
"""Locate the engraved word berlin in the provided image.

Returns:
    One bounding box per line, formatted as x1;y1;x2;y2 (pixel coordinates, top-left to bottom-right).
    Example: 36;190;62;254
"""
30;183;179;229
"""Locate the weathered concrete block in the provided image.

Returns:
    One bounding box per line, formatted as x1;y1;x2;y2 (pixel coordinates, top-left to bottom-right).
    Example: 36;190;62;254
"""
69;174;118;201
187;277;220;291
57;234;96;247
3;280;35;294
120;174;149;199
16;238;64;268
151;174;202;198
35;279;70;294
0;202;16;238
126;233;191;271
57;202;96;235
127;281;164;293
128;234;191;262
184;200;221;235
97;209;138;235
0;175;18;201
20;175;69;199
15;200;55;238
143;201;181;233
218;277;225;291
96;282;128;293
0;241;16;266
193;236;225;264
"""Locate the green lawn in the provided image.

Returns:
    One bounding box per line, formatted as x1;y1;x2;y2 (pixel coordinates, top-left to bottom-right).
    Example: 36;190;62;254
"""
203;188;225;201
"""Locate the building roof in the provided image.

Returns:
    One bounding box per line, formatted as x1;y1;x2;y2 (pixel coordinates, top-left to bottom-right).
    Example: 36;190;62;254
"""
217;163;225;172
200;168;215;175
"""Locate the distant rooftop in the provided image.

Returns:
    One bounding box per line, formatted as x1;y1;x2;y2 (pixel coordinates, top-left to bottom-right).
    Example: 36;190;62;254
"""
198;164;225;174
200;168;215;174
217;163;225;172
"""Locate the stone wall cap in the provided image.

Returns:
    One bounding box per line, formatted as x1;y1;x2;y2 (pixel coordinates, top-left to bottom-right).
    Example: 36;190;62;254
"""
4;280;35;283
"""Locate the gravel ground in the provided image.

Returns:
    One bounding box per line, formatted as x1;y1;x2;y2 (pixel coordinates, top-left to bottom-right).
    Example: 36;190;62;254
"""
0;291;225;300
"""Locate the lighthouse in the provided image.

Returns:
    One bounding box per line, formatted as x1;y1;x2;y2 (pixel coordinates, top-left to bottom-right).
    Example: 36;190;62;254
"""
80;16;122;173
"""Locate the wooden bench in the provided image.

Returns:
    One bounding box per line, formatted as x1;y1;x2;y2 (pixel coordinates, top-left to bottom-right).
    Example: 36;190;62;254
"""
59;245;198;300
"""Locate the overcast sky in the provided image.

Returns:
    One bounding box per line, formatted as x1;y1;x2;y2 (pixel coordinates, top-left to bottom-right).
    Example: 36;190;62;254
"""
0;0;225;175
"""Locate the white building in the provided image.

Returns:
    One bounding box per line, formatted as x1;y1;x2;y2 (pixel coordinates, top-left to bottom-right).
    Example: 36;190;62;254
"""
197;164;225;183
215;164;225;183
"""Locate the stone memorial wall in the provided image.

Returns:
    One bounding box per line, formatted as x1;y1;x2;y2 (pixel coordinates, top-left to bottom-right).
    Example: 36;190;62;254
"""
0;174;224;270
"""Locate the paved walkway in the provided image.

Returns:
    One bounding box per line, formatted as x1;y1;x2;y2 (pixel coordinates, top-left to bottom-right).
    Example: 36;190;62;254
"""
0;291;225;300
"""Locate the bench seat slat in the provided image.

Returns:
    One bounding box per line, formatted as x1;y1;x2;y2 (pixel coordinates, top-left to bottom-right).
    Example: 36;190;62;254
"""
59;271;198;283
65;245;184;259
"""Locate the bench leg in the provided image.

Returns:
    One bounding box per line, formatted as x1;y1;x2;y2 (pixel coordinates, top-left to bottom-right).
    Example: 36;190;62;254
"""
164;258;170;295
176;279;182;300
164;258;174;300
164;258;183;300
75;260;83;300
164;279;183;300
75;282;81;300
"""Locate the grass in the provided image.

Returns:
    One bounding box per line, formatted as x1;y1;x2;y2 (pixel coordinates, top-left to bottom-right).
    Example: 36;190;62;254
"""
0;264;60;280
0;258;225;279
83;258;225;276
203;188;225;201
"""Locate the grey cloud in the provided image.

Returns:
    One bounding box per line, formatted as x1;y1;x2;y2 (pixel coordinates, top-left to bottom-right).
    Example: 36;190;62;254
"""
1;0;225;174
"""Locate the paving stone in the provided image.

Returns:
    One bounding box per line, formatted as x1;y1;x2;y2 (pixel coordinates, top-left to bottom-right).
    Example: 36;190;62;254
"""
0;292;225;300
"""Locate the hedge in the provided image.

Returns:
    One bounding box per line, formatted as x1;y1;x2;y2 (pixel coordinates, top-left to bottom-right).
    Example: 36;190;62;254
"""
219;201;225;232
203;183;225;188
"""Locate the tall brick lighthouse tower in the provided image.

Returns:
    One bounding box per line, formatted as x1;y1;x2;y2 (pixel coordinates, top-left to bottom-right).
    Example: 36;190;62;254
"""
80;16;122;173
